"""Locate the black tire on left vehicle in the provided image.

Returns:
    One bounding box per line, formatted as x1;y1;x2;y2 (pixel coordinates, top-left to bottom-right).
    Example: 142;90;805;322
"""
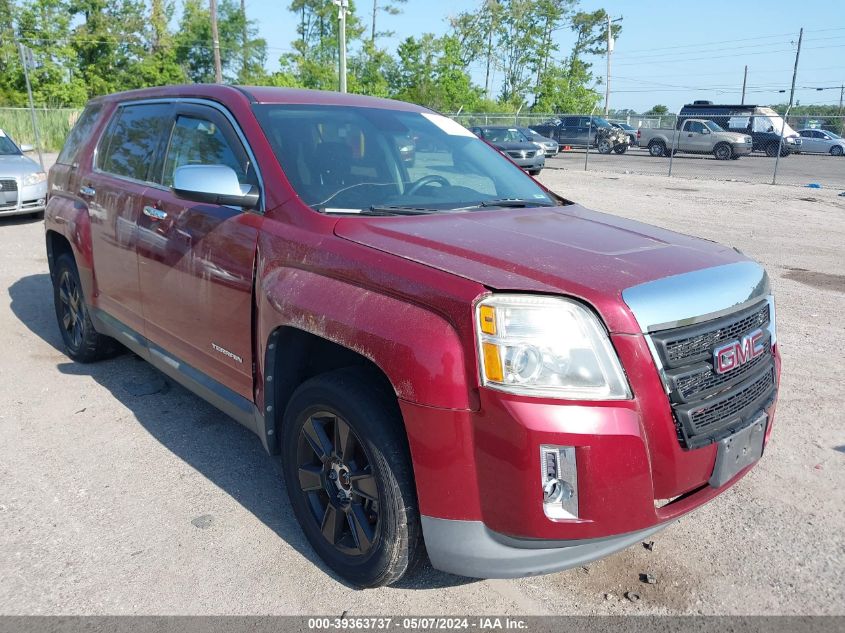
281;367;422;588
831;146;843;156
52;252;121;363
528;169;542;176
713;143;732;160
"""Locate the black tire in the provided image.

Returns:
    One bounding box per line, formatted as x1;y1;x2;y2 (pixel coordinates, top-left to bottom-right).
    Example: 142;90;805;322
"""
282;368;422;588
831;145;843;157
765;142;788;157
597;139;612;154
613;144;628;154
648;140;666;157
52;252;120;363
713;143;732;160
528;169;542;176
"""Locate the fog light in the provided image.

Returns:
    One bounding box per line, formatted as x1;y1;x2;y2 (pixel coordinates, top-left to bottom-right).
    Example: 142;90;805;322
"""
540;445;578;520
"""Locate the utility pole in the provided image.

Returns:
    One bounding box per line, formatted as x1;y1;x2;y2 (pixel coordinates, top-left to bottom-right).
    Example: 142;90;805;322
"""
17;43;44;170
333;0;349;92
838;84;844;134
240;0;249;80
210;0;223;83
484;0;497;100
604;15;622;116
773;27;802;185
741;65;748;105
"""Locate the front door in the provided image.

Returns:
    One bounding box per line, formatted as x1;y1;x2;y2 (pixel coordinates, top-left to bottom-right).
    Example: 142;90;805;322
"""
136;103;263;399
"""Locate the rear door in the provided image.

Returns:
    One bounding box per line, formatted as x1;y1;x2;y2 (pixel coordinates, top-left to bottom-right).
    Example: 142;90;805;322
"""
136;102;262;399
82;102;172;334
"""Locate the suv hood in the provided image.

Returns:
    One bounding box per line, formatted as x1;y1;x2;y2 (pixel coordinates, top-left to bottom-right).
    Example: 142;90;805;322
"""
720;131;751;142
335;204;747;334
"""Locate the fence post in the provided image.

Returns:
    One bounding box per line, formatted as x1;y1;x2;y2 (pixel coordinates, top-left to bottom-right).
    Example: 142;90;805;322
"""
771;106;791;185
585;104;598;172
668;109;682;178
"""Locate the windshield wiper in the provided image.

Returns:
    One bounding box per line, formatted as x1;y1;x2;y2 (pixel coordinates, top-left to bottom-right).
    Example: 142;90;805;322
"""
476;198;555;208
319;205;442;217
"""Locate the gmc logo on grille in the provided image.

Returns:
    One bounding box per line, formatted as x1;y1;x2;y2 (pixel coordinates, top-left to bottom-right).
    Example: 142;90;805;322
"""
713;328;765;374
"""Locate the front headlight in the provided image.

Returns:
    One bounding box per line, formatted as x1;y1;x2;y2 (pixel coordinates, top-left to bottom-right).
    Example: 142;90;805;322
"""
23;171;47;186
475;294;630;400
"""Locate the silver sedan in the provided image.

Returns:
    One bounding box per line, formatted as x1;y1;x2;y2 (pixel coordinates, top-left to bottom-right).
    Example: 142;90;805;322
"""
0;130;47;218
797;129;845;156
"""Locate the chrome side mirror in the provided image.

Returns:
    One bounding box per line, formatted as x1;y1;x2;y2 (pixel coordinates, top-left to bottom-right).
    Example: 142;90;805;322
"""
19;144;34;152
172;164;259;209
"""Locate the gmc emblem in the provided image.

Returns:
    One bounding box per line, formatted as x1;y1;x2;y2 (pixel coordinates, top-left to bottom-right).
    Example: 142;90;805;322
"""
713;328;765;374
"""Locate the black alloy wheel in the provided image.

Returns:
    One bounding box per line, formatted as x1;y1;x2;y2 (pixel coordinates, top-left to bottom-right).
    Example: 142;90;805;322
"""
282;368;421;587
296;410;380;557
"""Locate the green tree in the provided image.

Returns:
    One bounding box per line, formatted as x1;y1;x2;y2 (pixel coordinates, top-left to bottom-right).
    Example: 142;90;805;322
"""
648;104;669;115
369;0;406;45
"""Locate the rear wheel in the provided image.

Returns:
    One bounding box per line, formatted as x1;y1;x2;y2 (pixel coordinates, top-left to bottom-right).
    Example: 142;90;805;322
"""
597;139;612;154
282;368;422;588
713;143;732;160
648;140;666;157
52;253;120;363
831;145;843;156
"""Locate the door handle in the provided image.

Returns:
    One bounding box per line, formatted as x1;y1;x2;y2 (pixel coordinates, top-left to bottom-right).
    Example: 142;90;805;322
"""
143;206;168;220
79;185;95;196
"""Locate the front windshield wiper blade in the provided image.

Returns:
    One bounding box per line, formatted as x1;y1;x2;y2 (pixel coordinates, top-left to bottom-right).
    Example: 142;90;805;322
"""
477;198;556;208
319;205;442;217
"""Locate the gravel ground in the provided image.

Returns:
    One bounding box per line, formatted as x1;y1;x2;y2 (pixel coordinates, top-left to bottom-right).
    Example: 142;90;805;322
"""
0;165;843;616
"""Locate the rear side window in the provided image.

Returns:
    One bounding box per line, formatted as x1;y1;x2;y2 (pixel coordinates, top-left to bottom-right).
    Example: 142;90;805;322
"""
56;104;103;166
98;103;171;181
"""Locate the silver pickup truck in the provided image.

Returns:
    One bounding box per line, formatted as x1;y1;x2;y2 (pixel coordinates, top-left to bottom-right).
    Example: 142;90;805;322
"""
639;119;753;160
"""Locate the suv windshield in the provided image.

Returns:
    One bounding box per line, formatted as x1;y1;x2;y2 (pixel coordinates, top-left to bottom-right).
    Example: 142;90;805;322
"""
704;121;725;132
0;132;21;156
253;105;554;213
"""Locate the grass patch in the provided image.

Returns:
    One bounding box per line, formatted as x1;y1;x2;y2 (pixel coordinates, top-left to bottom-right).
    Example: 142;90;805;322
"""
0;108;81;152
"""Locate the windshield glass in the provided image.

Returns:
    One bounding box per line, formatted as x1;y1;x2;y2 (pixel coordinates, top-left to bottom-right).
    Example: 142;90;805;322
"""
253;105;554;213
592;117;612;128
482;127;531;143
0;132;21;155
755;108;799;137
825;130;841;139
704;120;725;132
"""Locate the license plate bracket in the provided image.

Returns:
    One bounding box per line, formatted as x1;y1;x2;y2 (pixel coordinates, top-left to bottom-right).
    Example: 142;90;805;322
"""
709;413;767;488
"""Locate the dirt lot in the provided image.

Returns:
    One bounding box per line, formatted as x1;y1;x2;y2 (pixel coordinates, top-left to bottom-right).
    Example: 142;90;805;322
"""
0;167;843;616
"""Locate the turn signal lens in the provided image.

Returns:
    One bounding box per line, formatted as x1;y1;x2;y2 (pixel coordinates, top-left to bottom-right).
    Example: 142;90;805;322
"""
479;305;497;335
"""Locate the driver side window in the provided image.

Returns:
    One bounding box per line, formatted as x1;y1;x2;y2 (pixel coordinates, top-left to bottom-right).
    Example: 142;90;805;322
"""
161;114;257;189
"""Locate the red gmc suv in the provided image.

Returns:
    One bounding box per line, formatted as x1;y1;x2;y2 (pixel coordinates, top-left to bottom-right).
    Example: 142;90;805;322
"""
45;85;780;588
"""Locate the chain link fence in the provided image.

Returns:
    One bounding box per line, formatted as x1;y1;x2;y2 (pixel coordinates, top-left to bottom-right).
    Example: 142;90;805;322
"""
452;109;845;190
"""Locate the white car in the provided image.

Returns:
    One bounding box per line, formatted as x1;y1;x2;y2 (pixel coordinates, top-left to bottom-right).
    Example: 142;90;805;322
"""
797;129;845;156
0;129;47;218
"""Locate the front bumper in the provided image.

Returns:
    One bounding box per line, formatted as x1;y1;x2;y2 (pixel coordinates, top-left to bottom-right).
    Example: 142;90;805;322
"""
0;177;47;217
422;517;669;579
399;336;780;578
507;152;546;170
732;143;753;156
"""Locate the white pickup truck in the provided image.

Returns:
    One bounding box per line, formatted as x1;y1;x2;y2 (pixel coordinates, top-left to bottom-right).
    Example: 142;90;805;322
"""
638;119;753;160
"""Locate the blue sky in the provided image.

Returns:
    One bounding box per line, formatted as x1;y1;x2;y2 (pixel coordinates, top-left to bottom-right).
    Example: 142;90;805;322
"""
246;0;845;112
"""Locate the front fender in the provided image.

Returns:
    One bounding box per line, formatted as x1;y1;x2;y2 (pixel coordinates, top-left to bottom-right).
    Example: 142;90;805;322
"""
256;266;473;411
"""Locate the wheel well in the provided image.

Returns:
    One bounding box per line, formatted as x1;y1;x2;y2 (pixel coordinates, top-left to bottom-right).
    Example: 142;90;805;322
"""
45;230;73;279
262;327;396;454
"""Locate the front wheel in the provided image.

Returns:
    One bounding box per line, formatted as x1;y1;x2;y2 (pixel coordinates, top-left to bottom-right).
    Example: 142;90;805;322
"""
282;368;422;588
528;169;542;176
713;143;732;160
831;145;844;156
613;144;628;154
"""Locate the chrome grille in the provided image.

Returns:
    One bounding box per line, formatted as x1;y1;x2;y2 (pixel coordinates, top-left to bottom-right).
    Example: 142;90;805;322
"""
661;303;769;367
0;178;18;192
651;301;777;449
